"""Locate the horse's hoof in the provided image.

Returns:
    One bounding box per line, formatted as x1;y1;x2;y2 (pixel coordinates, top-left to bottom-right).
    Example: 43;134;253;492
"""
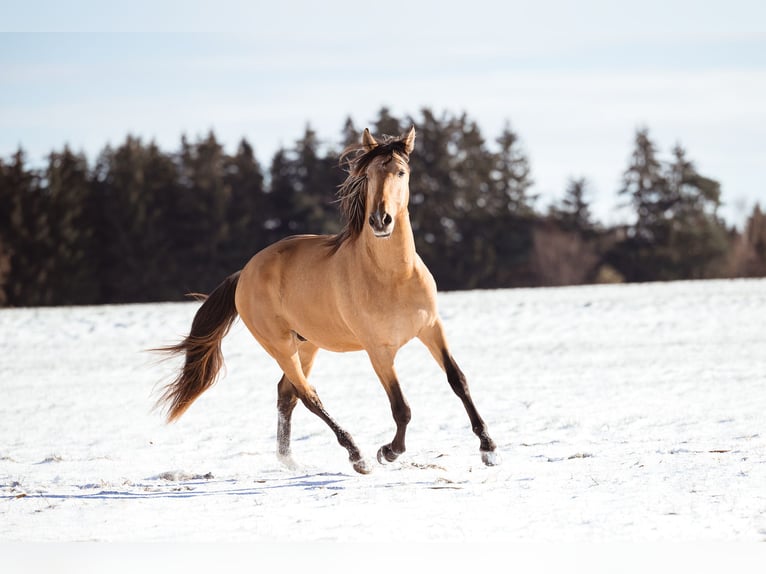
352;458;373;474
277;452;301;471
376;444;399;464
481;449;500;466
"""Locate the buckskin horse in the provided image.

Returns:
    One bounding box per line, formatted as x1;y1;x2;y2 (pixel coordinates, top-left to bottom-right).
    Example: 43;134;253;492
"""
156;127;498;474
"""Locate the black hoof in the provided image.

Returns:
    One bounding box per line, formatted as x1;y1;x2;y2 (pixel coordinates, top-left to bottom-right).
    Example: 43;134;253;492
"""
376;444;400;464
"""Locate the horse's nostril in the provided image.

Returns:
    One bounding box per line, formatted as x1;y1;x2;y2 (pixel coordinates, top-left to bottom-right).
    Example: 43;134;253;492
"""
370;212;393;228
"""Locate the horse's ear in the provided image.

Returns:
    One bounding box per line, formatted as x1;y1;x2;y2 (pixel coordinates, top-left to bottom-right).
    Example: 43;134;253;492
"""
362;128;378;150
403;125;416;155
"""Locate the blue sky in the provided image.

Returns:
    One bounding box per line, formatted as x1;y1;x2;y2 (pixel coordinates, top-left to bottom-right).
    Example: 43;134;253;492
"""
2;1;765;227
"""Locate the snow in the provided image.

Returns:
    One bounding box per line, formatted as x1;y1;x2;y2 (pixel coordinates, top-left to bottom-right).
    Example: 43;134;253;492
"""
1;278;765;558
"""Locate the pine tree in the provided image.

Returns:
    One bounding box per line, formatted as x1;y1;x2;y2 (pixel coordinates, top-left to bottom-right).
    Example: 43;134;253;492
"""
405;108;462;287
442;113;500;288
734;204;766;276
42;147;96;304
662;144;728;278
0;147;95;306
340;116;360;149
478;122;538;288
551;177;594;234
620;128;668;243
610;129;728;281
0;150;52;305
0;238;9;306
221;138;267;271
0;155;17;306
264;125;342;243
294;126;343;235
0;149;39;306
173;132;230;293
90;136;181;303
372;107;403;139
264;147;295;243
493;122;536;215
142;140;185;300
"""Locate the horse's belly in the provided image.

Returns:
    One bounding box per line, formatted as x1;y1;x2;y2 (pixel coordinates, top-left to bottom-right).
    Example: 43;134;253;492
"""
293;321;364;353
314;337;365;353
290;306;427;353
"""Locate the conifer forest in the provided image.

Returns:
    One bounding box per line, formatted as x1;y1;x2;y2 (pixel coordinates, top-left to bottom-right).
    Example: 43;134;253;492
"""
1;107;764;307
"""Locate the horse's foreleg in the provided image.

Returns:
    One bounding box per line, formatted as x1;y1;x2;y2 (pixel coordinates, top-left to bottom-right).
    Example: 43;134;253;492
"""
273;342;371;475
442;350;499;466
367;349;411;464
418;320;499;466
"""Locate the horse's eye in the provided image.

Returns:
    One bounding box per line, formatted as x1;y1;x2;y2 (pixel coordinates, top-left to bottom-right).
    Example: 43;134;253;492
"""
398;170;406;178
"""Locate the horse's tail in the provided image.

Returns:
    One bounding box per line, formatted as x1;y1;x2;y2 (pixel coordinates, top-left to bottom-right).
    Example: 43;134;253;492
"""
155;271;241;422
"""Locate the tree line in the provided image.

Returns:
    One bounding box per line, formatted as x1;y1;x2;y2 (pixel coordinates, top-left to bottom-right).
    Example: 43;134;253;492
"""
1;107;764;307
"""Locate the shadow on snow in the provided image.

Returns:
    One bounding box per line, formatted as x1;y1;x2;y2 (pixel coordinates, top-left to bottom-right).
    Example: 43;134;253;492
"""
2;473;350;501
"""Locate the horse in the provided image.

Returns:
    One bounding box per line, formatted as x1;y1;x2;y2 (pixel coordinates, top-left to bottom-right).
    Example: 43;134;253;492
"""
156;126;498;474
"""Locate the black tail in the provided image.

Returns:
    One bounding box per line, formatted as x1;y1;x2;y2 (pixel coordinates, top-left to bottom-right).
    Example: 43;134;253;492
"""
155;272;241;422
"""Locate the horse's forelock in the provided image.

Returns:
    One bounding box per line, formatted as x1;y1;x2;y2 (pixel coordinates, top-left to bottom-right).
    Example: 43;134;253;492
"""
341;137;410;176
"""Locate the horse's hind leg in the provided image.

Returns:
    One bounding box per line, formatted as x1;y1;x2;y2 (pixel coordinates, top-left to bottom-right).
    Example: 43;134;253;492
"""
276;375;299;468
367;348;411;464
418;319;499;466
276;342;318;469
270;339;371;475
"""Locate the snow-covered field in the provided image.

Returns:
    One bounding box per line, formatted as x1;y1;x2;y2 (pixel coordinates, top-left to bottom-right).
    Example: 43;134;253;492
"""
2;279;765;556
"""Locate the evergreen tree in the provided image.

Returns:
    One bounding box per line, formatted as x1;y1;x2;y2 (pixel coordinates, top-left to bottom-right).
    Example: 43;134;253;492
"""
620;128;668;243
0;238;9;306
90;136;180;303
42;147;96;305
493;122;536;215
141;140;185;300
0;149;40;306
0;150;51;306
294;126;343;234
551;177;594;234
662;144;728;278
405;108;463;287
732;204;766;276
173;132;231;293
264;147;296;243
221;138;267;271
264;125;342;243
340;116;360;149
609;129;728;281
441;113;501;288
479;122;537;288
0;155;19;306
0;147;95;306
372;107;403;139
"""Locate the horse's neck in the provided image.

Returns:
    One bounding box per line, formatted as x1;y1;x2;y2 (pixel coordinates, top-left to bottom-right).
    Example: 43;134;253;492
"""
359;213;417;277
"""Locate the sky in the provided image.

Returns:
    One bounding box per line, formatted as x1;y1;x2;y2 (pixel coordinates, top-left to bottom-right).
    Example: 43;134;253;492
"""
1;0;765;228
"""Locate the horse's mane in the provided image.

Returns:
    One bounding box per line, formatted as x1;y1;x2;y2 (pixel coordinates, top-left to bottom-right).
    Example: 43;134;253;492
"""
326;133;410;253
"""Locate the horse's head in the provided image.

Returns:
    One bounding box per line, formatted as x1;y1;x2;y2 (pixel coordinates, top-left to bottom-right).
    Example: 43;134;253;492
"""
359;127;415;238
334;127;416;246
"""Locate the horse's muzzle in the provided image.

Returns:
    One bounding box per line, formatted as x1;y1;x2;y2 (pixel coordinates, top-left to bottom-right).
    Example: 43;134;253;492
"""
369;211;394;237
